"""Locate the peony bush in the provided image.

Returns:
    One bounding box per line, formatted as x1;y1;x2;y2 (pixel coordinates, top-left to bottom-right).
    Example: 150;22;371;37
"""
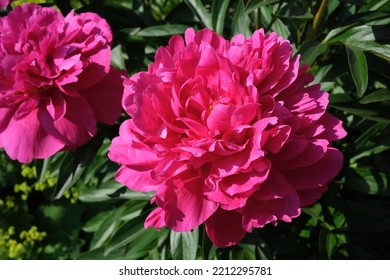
108;28;346;247
0;3;123;163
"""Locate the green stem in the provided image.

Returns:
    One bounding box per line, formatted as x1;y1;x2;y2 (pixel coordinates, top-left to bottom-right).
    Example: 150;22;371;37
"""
307;0;329;40
313;0;329;34
38;158;50;184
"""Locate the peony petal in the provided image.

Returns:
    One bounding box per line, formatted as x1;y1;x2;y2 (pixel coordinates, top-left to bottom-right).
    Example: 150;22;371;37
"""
145;207;166;230
276;139;328;169
206;103;235;133
198;42;220;69
231;103;259;127
315;112;347;141
242;188;300;232
252;169;292;201
205;208;246;248
160;173;218;232
115;165;160;192
38;95;96;148
108;135;160;166
297;185;328;207
262;125;291;154
0;107;64;163
284;148;343;190
80;66;124;125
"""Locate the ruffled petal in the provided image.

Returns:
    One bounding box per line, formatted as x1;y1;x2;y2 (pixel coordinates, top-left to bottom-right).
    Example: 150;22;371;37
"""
205;208;246;248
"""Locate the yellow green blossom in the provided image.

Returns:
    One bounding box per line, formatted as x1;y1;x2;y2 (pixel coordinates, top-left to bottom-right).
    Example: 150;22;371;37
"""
0;226;46;259
20;226;46;246
21;164;37;179
14;182;31;200
64;187;79;204
5;196;15;209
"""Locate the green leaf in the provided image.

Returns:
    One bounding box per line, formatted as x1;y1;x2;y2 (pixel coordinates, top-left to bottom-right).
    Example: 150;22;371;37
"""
346;45;368;97
325;24;390;61
170;228;199;260
302;203;325;223
359;88;390;104
36;157;51;184
54;132;104;199
329;92;355;104
98;2;145;29
124;228;169;259
346;41;390;62
83;211;113;233
319;229;338;259
136;24;189;37
326;24;390;44
353;122;388;151
232;0;251;37
359;0;390;12
78;182;122;202
330;101;390;123
211;0;230;34
184;0;212;29
344;167;390;197
324;12;390;42
89;200;145;250
277;5;313;20
111;45;128;70
78;183;152;203
77;247;128;260
104;212;148;256
237;244;256;259
298;40;328;65
351;144;390;162
243;0;280;15
90;214;121;250
259;5;291;39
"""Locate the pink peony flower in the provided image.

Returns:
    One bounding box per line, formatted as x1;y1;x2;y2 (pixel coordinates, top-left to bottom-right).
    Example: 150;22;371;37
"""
0;0;12;9
0;3;123;163
108;28;346;248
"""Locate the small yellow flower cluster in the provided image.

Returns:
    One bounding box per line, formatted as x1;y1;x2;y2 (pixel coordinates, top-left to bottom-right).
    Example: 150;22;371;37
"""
20;226;47;246
13;165;57;200
6;239;25;259
64;187;80;204
0;226;47;260
0;196;15;209
44;171;57;188
0;195;17;209
20;164;37;179
5;196;15;209
14;182;30;201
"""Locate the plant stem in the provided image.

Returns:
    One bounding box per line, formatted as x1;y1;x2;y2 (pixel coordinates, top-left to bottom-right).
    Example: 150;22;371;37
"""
307;0;329;40
313;0;329;35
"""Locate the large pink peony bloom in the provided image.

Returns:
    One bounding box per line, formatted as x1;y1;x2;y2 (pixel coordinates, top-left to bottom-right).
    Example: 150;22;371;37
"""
108;28;346;248
0;3;123;163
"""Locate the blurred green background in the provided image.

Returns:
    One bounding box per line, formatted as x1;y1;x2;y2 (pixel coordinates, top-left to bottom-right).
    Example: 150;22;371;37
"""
1;0;390;260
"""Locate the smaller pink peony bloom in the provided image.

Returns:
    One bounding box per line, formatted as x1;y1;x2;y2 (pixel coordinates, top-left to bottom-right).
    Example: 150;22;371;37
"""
0;0;12;9
108;28;346;248
0;3;123;163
